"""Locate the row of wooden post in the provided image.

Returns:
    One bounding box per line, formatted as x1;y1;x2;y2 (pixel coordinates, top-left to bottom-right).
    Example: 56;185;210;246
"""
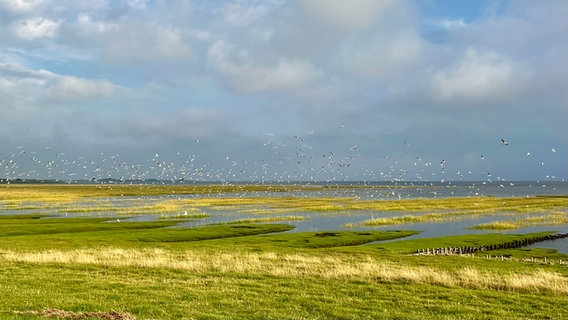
414;232;568;256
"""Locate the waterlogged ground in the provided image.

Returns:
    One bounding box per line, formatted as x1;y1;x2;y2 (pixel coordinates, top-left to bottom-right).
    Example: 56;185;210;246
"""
2;182;567;252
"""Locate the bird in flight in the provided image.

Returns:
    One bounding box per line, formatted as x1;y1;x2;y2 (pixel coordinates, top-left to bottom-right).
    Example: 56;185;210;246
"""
501;139;508;146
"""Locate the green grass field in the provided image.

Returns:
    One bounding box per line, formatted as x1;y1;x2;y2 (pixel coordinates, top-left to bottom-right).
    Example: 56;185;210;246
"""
0;185;567;319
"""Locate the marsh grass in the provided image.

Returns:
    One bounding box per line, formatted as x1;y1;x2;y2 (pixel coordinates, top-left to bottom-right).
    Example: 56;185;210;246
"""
3;186;567;222
0;184;326;200
157;209;210;220
352;196;568;214
1;247;565;295
3;258;566;320
2;185;568;319
115;195;568;219
0;214;297;247
230;215;305;223
345;212;454;227
472;221;519;230
470;212;568;230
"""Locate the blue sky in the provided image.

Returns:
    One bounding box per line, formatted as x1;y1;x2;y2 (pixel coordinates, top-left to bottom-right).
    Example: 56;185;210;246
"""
1;0;566;182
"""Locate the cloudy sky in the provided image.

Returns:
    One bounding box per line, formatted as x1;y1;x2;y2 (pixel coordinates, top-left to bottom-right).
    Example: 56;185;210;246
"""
1;0;567;182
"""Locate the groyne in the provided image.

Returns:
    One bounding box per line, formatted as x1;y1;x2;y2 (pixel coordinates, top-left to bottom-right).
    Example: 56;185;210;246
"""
414;232;568;256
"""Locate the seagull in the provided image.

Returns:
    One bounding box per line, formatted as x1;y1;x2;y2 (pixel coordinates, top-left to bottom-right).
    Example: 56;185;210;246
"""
501;139;508;146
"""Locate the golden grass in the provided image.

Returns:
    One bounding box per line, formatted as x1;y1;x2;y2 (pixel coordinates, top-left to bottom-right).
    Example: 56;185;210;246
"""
2;184;567;218
0;184;326;199
232;208;297;215
0;187;82;204
471;221;518;230
157;209;210;220
470;212;568;230
111;196;568;218
0;248;565;295
230;215;305;223
346;213;452;227
56;200;206;216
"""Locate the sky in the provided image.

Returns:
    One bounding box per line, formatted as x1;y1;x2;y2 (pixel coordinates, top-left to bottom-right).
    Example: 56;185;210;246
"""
1;0;567;183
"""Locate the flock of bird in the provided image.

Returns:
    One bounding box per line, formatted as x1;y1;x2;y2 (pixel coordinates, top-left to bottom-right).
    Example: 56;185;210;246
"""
0;134;562;185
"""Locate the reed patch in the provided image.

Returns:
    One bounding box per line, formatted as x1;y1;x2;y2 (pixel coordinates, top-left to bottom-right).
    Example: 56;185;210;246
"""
470;212;568;230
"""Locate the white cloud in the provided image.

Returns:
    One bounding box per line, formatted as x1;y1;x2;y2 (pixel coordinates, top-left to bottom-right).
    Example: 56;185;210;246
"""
432;48;520;101
0;62;55;80
186;28;213;42
0;63;55;97
300;0;393;29
446;1;568;61
43;76;115;101
12;16;60;40
94;108;233;146
75;13;117;34
101;22;192;64
208;40;322;94
0;0;566;180
0;0;44;12
0;63;56;115
126;0;150;10
217;1;271;28
0;63;128;119
338;30;422;77
213;1;283;42
434;18;466;30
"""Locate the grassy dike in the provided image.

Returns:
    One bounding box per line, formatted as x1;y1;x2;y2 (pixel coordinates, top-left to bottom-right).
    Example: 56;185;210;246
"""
0;185;567;319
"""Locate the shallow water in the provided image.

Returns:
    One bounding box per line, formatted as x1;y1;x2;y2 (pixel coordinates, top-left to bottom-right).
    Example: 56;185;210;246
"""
2;182;567;253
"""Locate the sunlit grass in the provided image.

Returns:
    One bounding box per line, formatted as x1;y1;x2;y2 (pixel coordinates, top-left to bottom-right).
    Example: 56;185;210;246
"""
189;195;566;215
1;185;567;320
0;184;327;201
157;209;210;220
230;215;305;223
2;186;567;220
0;247;564;295
344;213;452;227
232;207;297;215
471;221;519;230
470;212;568;230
